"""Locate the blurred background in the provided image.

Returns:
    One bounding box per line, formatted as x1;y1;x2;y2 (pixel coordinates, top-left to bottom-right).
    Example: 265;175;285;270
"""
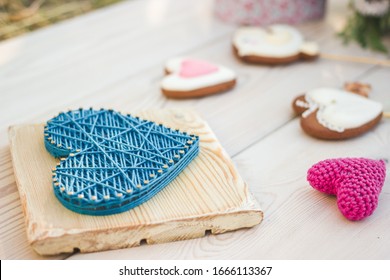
1;0;389;53
0;0;124;41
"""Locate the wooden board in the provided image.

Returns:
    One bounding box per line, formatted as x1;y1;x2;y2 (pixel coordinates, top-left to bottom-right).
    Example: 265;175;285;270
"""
2;0;389;261
8;108;262;256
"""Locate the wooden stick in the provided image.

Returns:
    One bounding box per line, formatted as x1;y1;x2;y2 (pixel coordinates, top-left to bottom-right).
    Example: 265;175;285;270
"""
383;112;390;118
321;53;390;67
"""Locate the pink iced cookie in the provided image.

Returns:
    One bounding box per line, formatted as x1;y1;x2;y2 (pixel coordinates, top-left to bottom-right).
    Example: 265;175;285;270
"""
161;57;236;99
179;59;218;78
307;158;386;221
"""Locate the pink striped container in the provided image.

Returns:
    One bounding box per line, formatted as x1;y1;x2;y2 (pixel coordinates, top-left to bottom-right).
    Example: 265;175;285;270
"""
214;0;326;25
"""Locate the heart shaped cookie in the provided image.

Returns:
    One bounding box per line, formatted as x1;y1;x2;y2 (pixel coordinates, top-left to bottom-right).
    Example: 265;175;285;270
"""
45;108;199;215
161;58;236;99
307;158;386;221
292;87;383;140
232;24;319;65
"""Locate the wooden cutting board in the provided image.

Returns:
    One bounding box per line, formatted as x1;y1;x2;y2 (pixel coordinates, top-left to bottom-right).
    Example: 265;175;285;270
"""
8;108;263;255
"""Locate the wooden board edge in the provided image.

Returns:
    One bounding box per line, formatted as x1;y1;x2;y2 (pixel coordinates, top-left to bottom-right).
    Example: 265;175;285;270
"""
7;125;34;244
32;208;263;255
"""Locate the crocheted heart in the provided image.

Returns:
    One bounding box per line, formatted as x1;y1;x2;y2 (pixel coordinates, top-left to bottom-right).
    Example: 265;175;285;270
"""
179;59;218;78
307;158;386;221
44;109;199;216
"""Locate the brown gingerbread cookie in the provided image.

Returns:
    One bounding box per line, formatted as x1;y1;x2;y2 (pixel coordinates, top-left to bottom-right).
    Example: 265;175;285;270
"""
292;87;383;140
232;25;319;65
161;58;236;99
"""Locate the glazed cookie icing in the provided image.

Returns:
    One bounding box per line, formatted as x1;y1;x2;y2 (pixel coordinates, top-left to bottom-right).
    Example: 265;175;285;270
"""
162;58;236;91
233;25;318;57
301;88;383;132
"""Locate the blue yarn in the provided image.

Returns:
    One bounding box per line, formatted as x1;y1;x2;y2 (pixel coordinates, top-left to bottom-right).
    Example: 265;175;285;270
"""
44;108;200;216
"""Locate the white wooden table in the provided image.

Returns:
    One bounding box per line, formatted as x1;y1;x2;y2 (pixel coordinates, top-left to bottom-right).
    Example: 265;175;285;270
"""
1;0;389;260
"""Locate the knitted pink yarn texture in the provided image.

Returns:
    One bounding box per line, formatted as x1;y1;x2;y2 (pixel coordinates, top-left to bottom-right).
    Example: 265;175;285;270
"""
307;158;386;221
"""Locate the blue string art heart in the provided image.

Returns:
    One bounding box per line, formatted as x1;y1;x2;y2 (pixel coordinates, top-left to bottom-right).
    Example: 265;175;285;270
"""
44;109;199;215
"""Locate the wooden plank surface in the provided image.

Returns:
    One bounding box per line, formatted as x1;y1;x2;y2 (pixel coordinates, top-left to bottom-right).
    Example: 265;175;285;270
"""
70;119;390;260
8;109;261;256
0;0;390;259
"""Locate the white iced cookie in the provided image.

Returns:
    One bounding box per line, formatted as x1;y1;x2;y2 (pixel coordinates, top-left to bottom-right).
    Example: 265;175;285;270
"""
233;25;319;64
161;58;236;99
293;87;383;140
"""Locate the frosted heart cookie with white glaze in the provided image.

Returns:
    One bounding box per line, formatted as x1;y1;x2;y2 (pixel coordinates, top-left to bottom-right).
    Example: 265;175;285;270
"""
233;25;319;65
161;58;236;99
292;88;383;140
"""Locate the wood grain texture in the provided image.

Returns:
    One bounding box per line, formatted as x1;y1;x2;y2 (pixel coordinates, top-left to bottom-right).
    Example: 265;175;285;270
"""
8;109;262;256
1;0;390;260
0;148;70;260
73;119;390;260
231;120;390;259
0;0;232;149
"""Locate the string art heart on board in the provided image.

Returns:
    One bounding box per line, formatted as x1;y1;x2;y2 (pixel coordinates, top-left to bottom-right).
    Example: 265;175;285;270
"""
161;57;236;99
307;158;387;221
44;109;199;216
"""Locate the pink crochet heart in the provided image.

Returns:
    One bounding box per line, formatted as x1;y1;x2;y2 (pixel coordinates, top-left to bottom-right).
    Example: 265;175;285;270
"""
307;158;386;221
179;59;218;78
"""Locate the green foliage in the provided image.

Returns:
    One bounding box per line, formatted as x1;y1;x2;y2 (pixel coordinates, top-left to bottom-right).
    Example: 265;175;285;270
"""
339;9;390;53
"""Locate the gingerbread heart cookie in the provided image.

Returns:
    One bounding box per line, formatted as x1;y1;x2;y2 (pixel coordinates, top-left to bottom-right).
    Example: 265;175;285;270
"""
308;158;386;221
233;25;319;65
292;87;383;140
161;58;236;99
45;108;199;215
